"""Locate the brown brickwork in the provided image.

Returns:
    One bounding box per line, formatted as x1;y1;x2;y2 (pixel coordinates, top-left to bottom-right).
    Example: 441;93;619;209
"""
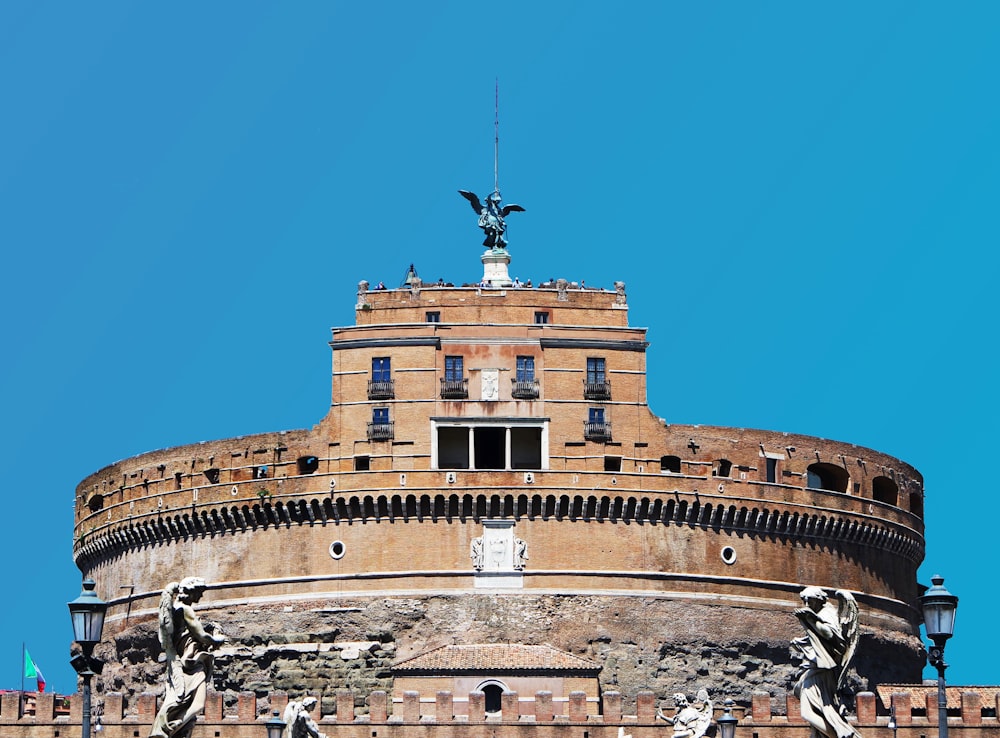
74;281;927;706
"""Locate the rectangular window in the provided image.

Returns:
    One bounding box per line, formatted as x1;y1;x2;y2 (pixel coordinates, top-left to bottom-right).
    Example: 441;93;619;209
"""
372;407;389;425
426;311;440;323
586;357;606;384
588;407;605;425
766;457;778;483
445;355;464;381
516;356;535;382
372;357;391;382
354;455;370;471
534;311;549;324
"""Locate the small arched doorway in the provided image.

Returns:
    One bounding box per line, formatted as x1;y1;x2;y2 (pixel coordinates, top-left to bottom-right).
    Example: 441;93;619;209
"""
477;680;508;714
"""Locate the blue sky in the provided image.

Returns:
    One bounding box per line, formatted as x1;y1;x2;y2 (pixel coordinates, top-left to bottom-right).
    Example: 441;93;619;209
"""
1;3;997;693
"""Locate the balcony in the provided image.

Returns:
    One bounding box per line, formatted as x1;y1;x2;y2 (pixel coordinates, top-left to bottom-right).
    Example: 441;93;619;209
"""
584;421;612;441
511;378;540;400
367;421;394;441
583;380;612;400
368;378;395;400
440;378;469;399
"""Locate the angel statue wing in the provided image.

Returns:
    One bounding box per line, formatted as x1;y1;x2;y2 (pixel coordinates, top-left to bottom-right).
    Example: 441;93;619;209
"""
157;582;185;692
835;589;860;691
500;204;525;216
692;689;713;738
458;190;484;213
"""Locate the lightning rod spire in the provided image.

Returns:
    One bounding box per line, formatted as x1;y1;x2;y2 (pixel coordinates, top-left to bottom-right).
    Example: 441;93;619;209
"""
494;78;499;194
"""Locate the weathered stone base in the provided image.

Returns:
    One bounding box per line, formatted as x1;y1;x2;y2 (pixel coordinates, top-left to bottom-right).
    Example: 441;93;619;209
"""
93;593;924;715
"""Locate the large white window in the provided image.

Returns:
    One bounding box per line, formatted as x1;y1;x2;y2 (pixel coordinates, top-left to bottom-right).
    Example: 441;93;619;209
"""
432;419;548;470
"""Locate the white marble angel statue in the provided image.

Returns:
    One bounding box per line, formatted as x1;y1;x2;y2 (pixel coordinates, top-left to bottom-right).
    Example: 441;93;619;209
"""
791;586;861;738
149;577;226;738
657;689;713;738
283;696;327;738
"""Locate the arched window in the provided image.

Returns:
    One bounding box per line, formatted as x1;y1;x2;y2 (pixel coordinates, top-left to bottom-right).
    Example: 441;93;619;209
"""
88;494;104;513
661;455;682;474
478;681;507;714
806;463;849;493
872;476;898;506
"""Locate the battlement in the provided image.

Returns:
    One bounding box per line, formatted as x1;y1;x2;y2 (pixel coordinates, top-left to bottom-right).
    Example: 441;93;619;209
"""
3;689;1000;738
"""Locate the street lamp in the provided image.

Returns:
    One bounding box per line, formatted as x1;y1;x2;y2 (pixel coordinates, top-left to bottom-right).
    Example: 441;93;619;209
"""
68;579;108;738
717;699;738;738
265;710;286;738
887;704;898;738
920;574;958;738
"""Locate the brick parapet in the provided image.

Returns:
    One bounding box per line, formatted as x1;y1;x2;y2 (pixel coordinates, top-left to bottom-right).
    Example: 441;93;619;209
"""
4;689;1000;738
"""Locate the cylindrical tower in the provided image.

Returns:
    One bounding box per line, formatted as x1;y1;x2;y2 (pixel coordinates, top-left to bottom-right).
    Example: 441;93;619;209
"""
74;280;925;708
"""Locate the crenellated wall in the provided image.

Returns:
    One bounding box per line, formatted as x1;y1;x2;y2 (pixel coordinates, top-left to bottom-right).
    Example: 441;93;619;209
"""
4;688;1000;738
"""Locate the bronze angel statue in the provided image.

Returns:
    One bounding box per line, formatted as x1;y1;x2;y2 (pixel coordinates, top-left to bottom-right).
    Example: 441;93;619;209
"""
791;586;861;738
458;189;525;251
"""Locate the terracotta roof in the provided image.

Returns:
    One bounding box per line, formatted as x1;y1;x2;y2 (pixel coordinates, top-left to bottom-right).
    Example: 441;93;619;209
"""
876;685;1000;707
394;644;600;673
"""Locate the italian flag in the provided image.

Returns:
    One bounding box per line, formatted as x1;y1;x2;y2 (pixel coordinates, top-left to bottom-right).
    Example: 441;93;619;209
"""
24;650;46;693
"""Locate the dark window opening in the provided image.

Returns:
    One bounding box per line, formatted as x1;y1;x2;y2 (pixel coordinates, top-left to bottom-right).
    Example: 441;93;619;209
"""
354;456;370;471
426;311;441;323
441;355;468;398
909;492;924;518
516;356;535;381
511;427;542;469
438;427;470;469
445;355;464;381
483;684;504;714
714;459;732;478
806;462;848;492
585;408;611;441
297;456;319;475
584;357;611;399
253;465;268;480
203;468;221;484
661;455;682;474
512;355;539;399
765;457;778;483
368;408;393;441
586;357;606;384
474;427;506;470
872;476;898;506
534;311;549;324
174;472;183;489
88;494;104;513
604;456;622;472
372;357;391;382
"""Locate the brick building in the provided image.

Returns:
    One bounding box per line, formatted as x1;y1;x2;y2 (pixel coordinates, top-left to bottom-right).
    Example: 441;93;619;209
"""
67;247;936;730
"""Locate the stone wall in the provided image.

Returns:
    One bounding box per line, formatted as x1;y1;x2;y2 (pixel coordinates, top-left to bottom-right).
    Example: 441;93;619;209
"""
88;594;923;714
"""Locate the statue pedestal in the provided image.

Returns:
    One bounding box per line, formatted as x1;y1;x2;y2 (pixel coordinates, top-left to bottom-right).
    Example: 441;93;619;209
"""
481;249;512;287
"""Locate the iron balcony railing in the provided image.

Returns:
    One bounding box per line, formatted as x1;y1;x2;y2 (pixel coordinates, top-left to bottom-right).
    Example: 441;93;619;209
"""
367;421;394;441
583;380;612;400
511;378;540;399
584;421;612;441
440;378;469;399
367;378;395;400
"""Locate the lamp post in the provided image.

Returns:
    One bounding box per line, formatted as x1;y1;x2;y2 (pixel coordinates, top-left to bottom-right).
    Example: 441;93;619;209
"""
266;710;286;738
887;704;898;738
68;579;108;738
717;699;738;738
920;575;958;738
